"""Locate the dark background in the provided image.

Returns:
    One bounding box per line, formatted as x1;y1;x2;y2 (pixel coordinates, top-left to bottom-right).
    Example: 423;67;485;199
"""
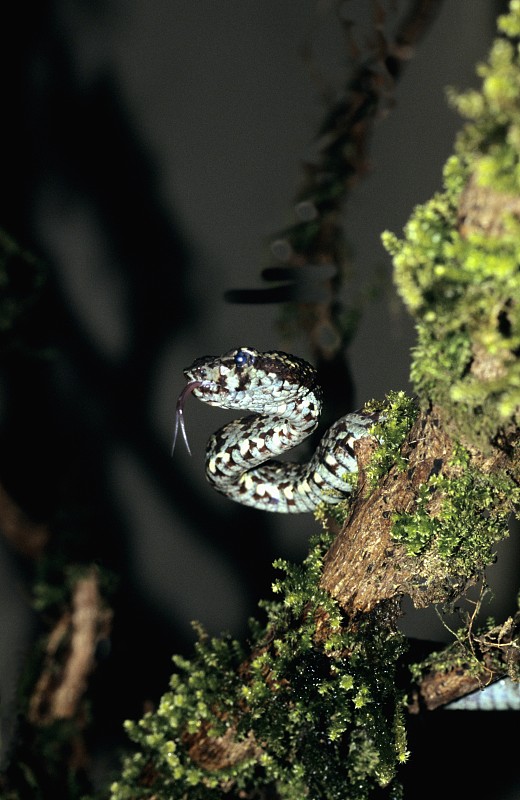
0;1;518;797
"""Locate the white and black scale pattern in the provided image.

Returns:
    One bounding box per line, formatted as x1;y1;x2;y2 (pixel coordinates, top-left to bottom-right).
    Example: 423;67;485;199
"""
176;346;379;513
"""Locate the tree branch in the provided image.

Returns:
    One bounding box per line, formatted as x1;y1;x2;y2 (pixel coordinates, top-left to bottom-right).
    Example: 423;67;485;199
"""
410;611;520;711
28;568;112;725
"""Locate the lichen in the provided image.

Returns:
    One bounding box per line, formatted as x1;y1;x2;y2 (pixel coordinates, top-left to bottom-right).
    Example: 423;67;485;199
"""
382;0;520;447
110;533;408;800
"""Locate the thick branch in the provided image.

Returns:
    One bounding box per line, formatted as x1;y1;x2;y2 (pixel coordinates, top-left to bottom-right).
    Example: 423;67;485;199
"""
321;408;452;611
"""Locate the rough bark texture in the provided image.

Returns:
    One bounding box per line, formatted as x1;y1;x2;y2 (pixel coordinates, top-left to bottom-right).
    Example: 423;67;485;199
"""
321;408;455;612
321;403;516;614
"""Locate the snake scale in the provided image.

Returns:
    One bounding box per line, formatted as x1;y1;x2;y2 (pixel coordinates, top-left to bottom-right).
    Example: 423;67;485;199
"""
174;346;379;513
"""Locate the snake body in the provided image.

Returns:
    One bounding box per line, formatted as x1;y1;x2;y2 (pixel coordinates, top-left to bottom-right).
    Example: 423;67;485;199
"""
175;346;379;513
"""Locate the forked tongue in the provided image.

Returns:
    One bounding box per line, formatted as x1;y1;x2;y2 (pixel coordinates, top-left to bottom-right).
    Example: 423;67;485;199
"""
171;381;203;456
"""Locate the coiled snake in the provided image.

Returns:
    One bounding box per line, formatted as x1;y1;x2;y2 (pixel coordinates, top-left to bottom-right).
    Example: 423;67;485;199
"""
174;346;379;513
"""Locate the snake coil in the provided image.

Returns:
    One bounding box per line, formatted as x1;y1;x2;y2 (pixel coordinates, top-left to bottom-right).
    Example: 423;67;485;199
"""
174;346;379;513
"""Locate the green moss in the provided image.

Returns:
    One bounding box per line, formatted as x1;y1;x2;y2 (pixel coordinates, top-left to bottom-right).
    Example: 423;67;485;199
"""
313;494;355;527
312;392;417;530
111;533;407;800
391;443;520;574
382;1;520;446
365;391;418;487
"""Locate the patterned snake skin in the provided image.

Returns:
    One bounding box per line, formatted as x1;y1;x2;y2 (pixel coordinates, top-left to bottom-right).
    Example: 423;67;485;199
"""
174;346;379;513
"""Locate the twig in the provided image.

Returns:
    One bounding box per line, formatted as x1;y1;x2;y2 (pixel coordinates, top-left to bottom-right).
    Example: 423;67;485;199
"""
29;568;112;725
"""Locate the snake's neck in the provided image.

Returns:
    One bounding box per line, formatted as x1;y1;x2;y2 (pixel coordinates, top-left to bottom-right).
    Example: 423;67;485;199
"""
205;389;320;512
205;388;377;513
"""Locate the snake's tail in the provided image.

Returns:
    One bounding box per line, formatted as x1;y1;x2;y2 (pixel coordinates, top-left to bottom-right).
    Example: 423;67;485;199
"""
171;380;203;456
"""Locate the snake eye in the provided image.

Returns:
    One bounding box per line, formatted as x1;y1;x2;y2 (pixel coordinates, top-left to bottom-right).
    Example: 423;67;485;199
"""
234;349;254;369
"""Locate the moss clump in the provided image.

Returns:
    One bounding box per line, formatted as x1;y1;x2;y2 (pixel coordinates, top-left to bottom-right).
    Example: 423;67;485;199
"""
453;3;520;195
382;1;520;446
111;533;408;800
391;442;520;576
365;391;418;487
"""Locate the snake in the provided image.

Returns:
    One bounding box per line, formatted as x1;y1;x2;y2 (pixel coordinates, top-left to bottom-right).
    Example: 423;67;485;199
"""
173;346;379;513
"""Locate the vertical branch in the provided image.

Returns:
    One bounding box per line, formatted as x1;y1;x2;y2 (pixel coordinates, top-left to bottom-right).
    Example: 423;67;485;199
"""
227;1;445;367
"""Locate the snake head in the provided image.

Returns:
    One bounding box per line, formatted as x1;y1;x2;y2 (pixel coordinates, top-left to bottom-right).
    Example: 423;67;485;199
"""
182;346;320;411
172;346;322;455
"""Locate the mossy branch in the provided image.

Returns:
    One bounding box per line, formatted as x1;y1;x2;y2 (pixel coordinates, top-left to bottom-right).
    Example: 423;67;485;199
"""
409;608;520;711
